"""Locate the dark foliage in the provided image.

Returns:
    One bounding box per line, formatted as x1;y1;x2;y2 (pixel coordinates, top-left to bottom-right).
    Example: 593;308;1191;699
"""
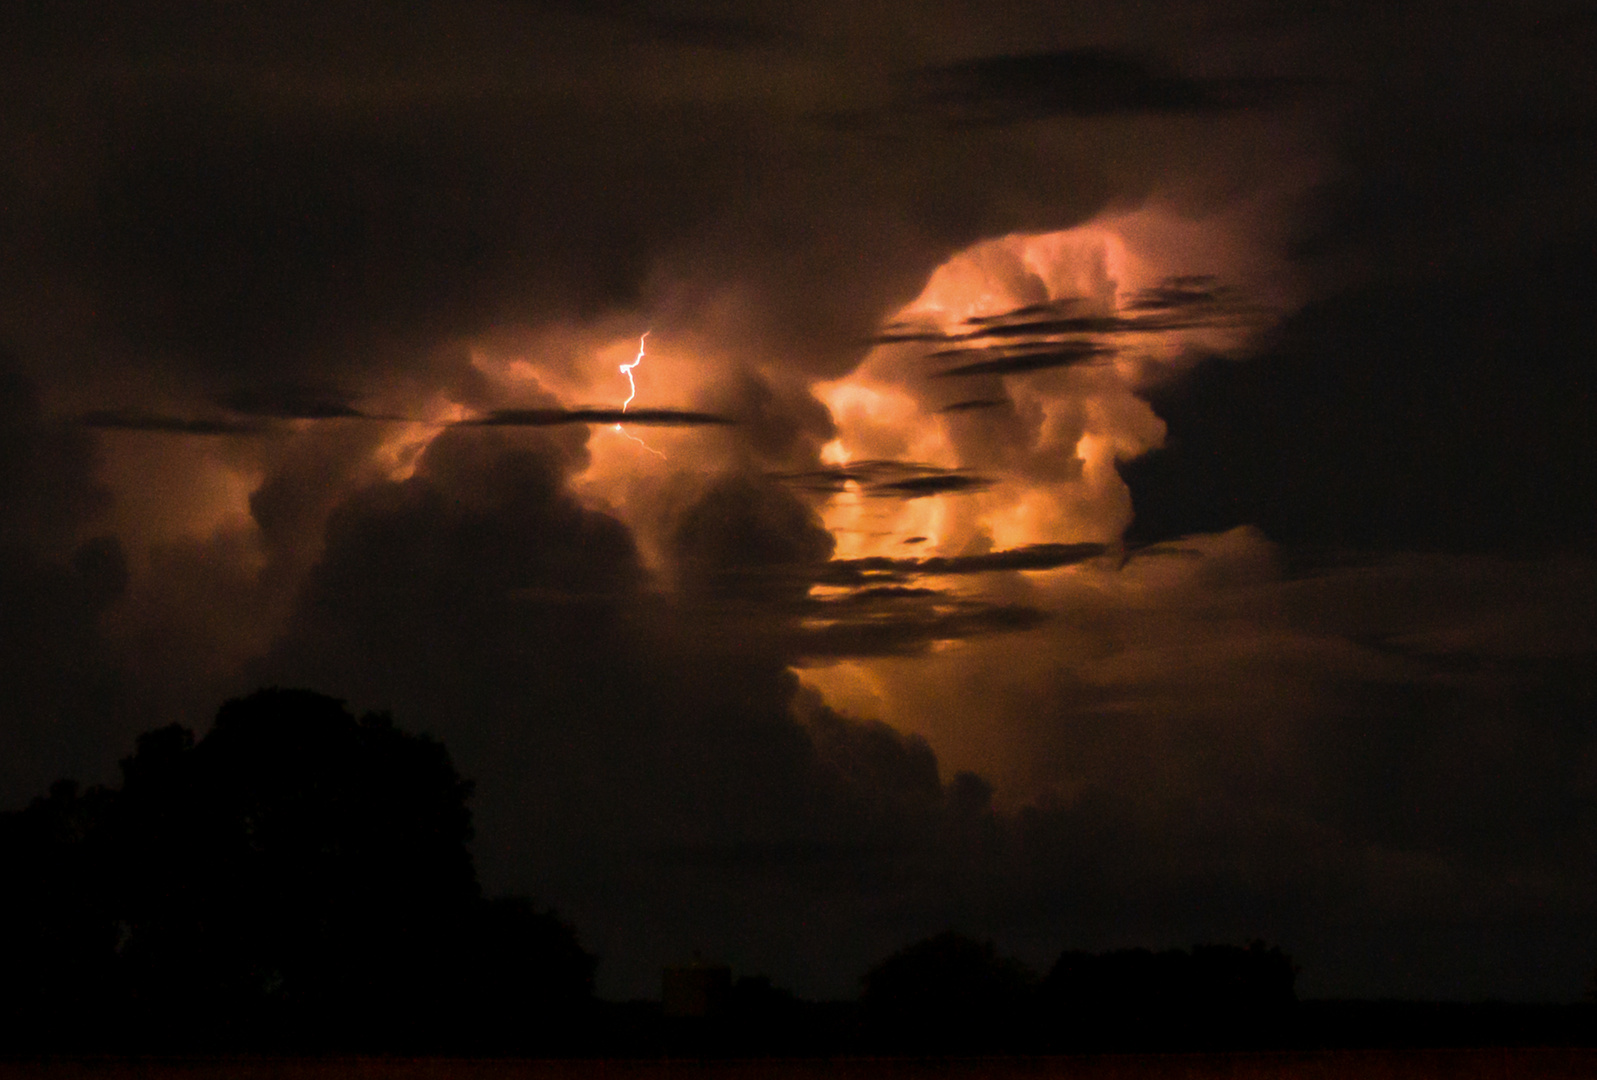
1040;942;1297;1049
859;930;1037;1051
0;688;594;1054
851;933;1301;1053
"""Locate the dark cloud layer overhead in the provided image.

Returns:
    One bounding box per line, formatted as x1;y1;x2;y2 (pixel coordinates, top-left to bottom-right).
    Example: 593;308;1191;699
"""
2;0;1595;1006
904;48;1291;126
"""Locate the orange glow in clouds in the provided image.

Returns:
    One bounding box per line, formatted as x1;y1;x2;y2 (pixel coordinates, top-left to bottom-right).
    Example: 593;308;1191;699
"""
613;332;668;459
222;198;1294;802
449;204;1282;585
799;204;1293;795
813;209;1252;564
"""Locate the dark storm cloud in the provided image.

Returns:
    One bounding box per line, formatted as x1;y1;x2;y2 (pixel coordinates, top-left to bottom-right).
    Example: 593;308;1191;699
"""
0;2;1134;425
0;355;112;547
844;531;1597;999
1122;236;1597;554
669;473;837;601
903;48;1290;127
713;369;838;472
75;94;680;391
0;2;1130;418
12;31;822;407
275;452;1597;999
1105;1;1597;550
248;433;1012;995
0;354;137;801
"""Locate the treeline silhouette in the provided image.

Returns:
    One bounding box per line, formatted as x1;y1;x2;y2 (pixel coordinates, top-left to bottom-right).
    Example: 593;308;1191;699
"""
5;689;1593;1056
645;934;1593;1057
0;689;593;1054
852;932;1298;1053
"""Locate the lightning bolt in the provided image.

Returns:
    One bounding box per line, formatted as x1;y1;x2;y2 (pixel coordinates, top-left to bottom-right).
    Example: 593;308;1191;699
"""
614;331;666;458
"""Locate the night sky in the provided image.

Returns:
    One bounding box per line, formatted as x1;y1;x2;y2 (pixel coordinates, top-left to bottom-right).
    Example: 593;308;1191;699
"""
3;2;1596;1003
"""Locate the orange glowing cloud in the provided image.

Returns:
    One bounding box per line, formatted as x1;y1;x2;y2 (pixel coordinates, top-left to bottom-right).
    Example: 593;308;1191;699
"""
810;204;1282;566
790;201;1300;795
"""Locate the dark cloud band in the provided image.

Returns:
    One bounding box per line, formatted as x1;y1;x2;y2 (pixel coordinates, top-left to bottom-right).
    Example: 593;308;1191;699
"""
78;410;268;435
823;542;1108;584
773;460;993;499
906;48;1291;126
79;404;735;432
460;407;734;428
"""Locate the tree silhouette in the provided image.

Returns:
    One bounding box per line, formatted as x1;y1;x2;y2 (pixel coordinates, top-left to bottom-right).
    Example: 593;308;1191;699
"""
0;688;595;1052
104;690;482;1045
0;778;121;1048
1041;942;1297;1049
452;896;598;1051
860;930;1036;1050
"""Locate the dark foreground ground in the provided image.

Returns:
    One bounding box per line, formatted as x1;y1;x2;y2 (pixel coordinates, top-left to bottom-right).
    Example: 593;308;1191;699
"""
3;1051;1597;1080
5;1000;1597;1060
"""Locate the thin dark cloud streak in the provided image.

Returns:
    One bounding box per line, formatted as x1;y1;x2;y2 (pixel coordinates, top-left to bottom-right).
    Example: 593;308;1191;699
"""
460;407;735;428
686;577;1055;660
694;541;1108;603
931;343;1113;378
676;533;1106;660
78;409;269;435
788;601;1051;660
823;542;1109;584
938;398;1008;413
78;405;735;433
875;277;1260;377
885;278;1253;343
773;460;994;499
